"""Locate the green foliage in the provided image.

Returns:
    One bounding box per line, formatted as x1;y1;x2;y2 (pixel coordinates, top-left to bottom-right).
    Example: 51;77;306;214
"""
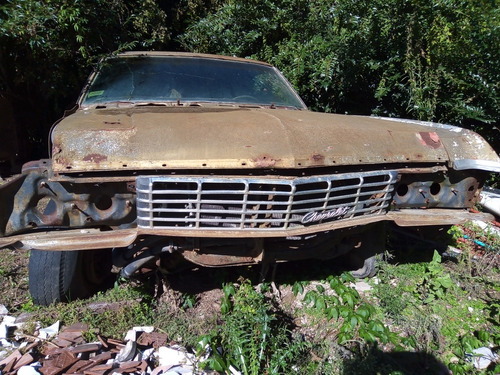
0;0;169;161
374;244;500;374
180;0;500;152
198;279;311;374
418;251;454;304
22;280;155;340
298;273;397;346
1;0;500;169
180;293;197;310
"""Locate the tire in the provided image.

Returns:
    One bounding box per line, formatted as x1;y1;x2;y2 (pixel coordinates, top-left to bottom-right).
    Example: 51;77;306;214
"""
29;249;113;306
347;222;385;279
351;255;378;279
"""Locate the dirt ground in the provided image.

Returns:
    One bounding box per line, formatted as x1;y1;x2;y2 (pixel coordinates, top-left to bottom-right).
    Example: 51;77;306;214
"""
0;249;30;312
0;244;360;315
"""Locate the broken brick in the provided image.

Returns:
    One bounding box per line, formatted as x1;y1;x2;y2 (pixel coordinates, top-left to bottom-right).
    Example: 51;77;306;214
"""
118;361;140;370
136;332;167;348
89;351;113;364
13;353;35;370
106;339;124;348
53;350;78;370
83;363;113;375
70;344;101;354
39;359;62;375
0;349;22;368
97;335;108;349
64;359;93;374
62;323;89;333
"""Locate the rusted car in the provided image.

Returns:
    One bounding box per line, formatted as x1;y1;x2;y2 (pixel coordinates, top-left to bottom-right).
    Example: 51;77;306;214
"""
1;52;499;305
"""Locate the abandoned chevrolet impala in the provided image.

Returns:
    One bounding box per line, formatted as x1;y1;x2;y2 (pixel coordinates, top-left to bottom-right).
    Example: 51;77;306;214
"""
1;52;499;305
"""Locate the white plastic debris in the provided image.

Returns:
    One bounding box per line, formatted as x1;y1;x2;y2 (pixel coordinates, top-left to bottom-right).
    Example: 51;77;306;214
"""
37;321;59;340
0;323;8;341
0;305;8;316
124;329;137;342
0;315;18;343
158;346;195;368
151;365;174;375
17;363;42;375
479;189;500;218
135;347;155;362
115;340;137;362
471;347;499;370
164;366;193;374
133;326;154;333
0;349;8;360
471;219;500;238
353;280;373;293
124;326;155;342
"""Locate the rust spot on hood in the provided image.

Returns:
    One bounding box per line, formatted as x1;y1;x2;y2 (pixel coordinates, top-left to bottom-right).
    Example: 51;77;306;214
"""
252;154;279;168
311;153;325;164
52;144;62;155
417;132;442;149
82;153;108;163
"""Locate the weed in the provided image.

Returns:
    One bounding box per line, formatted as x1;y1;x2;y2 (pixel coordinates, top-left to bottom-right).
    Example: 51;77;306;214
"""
198;279;311;374
374;236;500;374
418;251;454;304
297;273;397;347
180;293;197;310
21;279;155;340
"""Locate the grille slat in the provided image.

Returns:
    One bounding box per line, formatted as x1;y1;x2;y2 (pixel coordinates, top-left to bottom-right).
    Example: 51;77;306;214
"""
136;171;398;231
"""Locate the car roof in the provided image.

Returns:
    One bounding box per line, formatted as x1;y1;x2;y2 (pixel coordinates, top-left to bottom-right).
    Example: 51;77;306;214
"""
116;51;272;67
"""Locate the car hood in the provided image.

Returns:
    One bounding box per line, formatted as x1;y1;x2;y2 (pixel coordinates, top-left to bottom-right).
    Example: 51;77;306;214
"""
51;106;500;173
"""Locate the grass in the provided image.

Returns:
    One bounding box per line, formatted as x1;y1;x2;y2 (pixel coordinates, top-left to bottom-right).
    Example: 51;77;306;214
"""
1;222;499;374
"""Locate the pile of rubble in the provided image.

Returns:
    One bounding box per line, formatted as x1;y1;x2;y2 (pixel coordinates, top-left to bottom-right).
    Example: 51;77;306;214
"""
0;314;215;375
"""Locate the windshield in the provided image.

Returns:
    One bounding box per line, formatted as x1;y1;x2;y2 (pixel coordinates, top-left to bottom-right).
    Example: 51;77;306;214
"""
81;56;306;109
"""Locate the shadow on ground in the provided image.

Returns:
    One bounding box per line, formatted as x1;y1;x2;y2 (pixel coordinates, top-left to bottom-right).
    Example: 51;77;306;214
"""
342;347;451;375
162;224;454;295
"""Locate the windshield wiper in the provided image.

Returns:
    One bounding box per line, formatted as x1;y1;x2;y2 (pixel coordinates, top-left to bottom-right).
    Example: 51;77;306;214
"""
90;101;136;109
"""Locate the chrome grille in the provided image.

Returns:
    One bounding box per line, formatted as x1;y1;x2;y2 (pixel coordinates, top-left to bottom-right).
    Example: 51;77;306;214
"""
136;171;398;231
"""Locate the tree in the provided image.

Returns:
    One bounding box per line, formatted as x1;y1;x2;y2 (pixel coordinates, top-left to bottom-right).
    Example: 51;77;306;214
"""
0;0;169;169
180;0;500;152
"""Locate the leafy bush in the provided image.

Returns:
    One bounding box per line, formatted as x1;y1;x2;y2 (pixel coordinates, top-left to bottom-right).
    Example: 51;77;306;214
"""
180;0;500;154
198;280;311;374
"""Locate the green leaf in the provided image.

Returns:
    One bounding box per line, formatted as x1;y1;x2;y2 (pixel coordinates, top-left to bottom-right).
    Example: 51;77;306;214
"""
350;315;358;329
432;250;442;264
316;284;325;293
326;307;339;321
477;330;490;342
292;282;304;296
359;328;376;342
315;296;326;310
356;304;372;320
344;293;354;308
369;320;385;333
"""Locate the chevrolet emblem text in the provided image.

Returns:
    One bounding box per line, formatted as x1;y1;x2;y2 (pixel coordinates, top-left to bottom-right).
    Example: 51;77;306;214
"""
301;207;351;224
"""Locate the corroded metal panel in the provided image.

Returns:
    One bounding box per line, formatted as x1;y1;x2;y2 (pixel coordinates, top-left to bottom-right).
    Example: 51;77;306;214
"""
0;209;492;252
51;108;500;174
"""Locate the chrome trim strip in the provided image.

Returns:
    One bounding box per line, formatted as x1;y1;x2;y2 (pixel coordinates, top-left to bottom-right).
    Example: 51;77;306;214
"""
452;159;500;172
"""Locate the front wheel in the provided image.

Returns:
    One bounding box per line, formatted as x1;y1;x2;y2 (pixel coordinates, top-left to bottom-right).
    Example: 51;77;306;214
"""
351;255;378;278
29;249;113;306
347;222;385;279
